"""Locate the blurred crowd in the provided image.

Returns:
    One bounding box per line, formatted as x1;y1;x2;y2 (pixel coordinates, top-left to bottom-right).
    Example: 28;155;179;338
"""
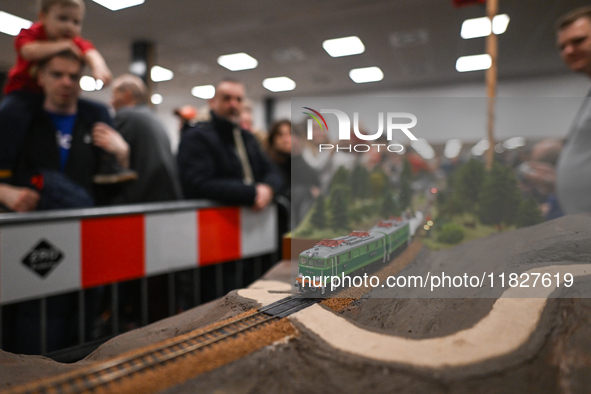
2;0;591;229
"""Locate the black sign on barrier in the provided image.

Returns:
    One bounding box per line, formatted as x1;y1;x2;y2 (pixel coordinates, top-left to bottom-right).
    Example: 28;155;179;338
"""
22;239;64;278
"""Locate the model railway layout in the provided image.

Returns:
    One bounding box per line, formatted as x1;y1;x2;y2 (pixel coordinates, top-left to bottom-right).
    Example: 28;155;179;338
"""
2;296;318;394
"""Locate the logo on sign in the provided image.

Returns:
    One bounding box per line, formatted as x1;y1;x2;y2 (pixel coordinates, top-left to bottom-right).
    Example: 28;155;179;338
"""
22;239;64;278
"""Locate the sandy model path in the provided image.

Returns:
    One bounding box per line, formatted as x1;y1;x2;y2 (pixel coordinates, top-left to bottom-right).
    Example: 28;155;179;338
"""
239;264;591;368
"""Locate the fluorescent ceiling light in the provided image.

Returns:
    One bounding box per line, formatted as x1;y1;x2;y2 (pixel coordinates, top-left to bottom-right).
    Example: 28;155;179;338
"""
349;66;384;83
217;52;258;71
461;14;510;39
461;17;490;39
191;85;215;99
322;36;365;57
503;136;525;150
151;94;163;105
151;66;174;82
80;76;97;92
0;11;32;36
471;139;490;156
129;60;147;76
456;54;491;72
262;77;296;92
92;0;144;11
444;139;463;159
492;14;510;35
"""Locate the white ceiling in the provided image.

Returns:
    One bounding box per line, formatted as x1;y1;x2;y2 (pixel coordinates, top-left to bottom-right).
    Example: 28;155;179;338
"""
0;0;588;105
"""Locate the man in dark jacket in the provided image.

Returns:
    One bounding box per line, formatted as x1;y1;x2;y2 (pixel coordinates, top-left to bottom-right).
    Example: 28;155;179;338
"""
177;79;282;210
0;50;130;211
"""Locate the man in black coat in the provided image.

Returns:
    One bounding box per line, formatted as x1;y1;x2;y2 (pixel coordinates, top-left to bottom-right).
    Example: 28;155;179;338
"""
177;79;282;210
0;50;130;211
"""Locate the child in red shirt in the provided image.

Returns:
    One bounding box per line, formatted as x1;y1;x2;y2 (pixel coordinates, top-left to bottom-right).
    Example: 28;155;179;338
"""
5;0;111;94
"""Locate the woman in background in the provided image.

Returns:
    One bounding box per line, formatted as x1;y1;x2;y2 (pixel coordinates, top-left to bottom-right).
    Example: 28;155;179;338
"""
267;120;320;228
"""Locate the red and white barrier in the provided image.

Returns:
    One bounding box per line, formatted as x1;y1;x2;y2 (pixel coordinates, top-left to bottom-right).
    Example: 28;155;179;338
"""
0;205;277;304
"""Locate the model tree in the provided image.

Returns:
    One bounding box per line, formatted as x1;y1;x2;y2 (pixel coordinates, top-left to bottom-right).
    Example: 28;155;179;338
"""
398;159;413;210
381;189;400;218
329;185;350;230
350;164;371;200
478;162;522;228
310;194;327;229
329;166;350;192
454;159;485;215
437;223;465;244
369;169;388;199
515;197;543;228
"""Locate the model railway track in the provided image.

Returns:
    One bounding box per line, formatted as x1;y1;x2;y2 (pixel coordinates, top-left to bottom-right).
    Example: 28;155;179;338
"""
4;296;318;394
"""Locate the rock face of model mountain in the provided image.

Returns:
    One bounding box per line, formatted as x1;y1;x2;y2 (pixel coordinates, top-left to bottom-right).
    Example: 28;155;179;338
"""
360;214;591;299
165;215;591;394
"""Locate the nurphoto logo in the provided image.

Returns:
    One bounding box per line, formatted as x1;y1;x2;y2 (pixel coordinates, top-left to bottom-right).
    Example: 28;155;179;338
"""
303;107;418;153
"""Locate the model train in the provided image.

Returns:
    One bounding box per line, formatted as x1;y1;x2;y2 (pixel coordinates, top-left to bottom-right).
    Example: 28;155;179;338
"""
295;216;411;294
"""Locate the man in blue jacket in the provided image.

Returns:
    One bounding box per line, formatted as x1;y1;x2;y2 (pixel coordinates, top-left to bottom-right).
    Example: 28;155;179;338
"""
177;79;282;210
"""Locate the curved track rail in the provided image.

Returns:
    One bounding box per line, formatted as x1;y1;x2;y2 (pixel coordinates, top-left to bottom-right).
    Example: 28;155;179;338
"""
3;296;318;394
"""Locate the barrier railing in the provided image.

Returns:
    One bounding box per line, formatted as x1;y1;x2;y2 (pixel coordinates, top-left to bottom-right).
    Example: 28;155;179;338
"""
0;201;279;359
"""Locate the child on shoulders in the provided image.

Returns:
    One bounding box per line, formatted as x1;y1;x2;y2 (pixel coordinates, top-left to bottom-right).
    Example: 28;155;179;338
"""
5;0;111;95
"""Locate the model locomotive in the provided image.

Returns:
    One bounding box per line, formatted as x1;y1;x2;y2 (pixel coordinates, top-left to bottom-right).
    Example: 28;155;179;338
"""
295;217;411;294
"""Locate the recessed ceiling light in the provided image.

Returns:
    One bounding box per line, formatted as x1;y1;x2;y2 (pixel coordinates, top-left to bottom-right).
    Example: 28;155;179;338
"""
444;139;463;159
262;77;296;92
349;66;384;83
217;53;258;71
471;139;490;156
503;136;525;150
191;85;215;99
92;0;144;11
456;54;491;72
461;17;490;39
80;76;97;92
492;14;510;35
151;94;163;105
322;36;365;57
151;66;174;82
461;14;510;39
0;11;32;36
129;60;147;76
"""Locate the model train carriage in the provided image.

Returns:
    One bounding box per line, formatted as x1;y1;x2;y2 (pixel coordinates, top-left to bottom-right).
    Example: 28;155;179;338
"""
296;231;386;293
370;218;411;260
295;217;411;294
